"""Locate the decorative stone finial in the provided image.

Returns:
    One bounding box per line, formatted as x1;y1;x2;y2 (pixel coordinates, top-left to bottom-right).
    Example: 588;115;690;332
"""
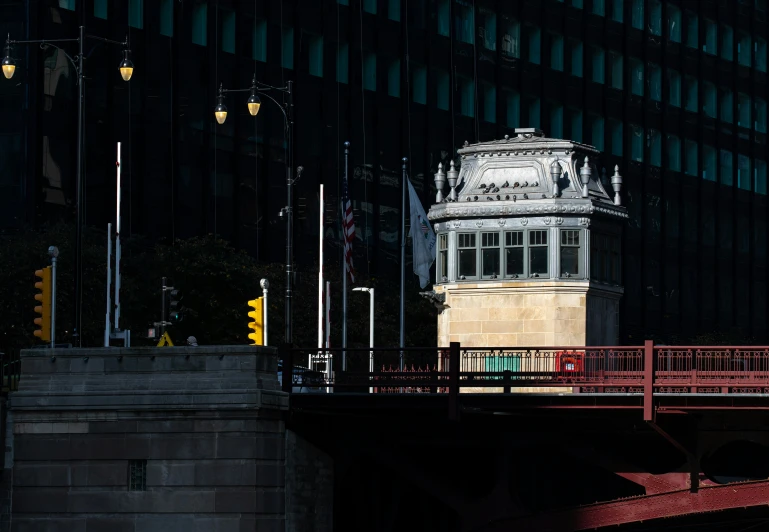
550;159;562;198
611;165;623;206
447;160;459;201
434;162;446;203
579;156;592;199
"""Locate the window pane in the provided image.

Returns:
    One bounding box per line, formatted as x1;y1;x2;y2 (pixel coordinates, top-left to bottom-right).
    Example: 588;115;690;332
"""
530;248;549;275
685;10;697;49
253;20;266;61
460;77;474;117
755;160;767;195
388;0;400;21
436;69;449;110
483;84;496;123
630;124;643;162
611;0;623;22
95;0;108;19
592;0;604;15
550;104;563;139
282;28;294;69
684;139;698;176
668;5;681;43
591;114;604;151
738;31;752;66
388;59;401;97
570;39;583;77
129;0;143;29
438;234;448;280
649;129;661;167
505;89;520;128
526;95;540;128
527;25;541;64
363;0;376;14
570;108;583;142
458;234;477;278
738;154;751;190
703;145;717;182
610;118;622;156
667;134;681;172
757;37;768;72
480;8;496;51
631;0;643;29
648;63;661;101
649;1;661;35
482;248;500;276
591;46;605;84
505;248;524;276
551;33;564;71
610;51;623;89
363;52;376;91
455;1;474;44
336;43;349;83
738;93;751;128
755;98;767;133
720;150;733;186
192;3;207;46
437;0;450;36
703;19;717;55
221;10;235;54
561;248;579;275
501;19;520;59
721;89;734;123
160;0;173;36
630;57;643;96
721;25;734;61
668;69;681;107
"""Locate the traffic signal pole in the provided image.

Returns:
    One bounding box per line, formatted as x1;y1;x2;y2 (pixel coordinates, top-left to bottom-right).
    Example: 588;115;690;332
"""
49;247;58;348
161;277;167;337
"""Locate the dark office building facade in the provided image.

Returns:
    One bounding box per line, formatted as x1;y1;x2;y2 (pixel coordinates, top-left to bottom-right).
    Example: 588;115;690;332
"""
2;0;768;342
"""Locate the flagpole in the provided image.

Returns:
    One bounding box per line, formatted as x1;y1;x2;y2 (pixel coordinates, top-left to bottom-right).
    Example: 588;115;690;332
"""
317;184;324;371
399;157;407;368
342;141;350;371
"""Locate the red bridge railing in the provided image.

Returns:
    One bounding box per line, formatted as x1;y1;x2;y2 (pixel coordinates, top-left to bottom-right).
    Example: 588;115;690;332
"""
280;341;769;398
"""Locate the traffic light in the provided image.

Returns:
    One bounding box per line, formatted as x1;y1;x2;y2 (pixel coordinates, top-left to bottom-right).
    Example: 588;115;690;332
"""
168;289;183;323
247;297;264;346
33;266;52;342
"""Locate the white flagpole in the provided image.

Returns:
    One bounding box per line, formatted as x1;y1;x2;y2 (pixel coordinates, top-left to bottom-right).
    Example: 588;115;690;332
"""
105;223;112;347
316;184;324;371
326;280;332;393
115;142;122;331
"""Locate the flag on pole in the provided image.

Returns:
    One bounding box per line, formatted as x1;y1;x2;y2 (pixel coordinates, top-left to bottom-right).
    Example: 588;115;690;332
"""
407;178;436;288
341;174;356;283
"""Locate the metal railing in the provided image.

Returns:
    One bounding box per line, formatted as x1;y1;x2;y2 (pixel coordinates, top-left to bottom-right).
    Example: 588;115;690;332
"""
279;342;769;396
1;350;20;394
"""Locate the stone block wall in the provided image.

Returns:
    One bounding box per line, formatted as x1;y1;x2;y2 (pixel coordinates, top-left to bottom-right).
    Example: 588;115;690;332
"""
285;430;333;532
8;345;289;532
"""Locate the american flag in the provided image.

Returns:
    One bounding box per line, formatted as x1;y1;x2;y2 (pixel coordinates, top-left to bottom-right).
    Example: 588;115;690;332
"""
341;175;355;283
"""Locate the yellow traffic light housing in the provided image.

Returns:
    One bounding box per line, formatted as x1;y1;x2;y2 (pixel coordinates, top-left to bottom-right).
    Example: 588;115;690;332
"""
247;297;264;346
34;266;52;342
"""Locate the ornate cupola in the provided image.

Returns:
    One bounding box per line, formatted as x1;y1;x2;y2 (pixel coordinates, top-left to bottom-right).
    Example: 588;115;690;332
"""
426;129;628;351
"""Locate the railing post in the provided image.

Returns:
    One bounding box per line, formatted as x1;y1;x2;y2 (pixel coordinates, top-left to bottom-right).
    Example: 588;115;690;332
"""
503;370;512;394
643;340;654;422
448;342;460;420
280;343;293;394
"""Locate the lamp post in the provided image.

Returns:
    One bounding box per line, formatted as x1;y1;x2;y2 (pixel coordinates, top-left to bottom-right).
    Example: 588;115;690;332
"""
214;76;296;345
353;287;374;393
3;29;134;347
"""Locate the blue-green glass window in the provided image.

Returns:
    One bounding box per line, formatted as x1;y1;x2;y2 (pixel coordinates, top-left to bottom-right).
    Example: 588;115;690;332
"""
59;0;75;10
649;1;661;36
703;82;716;118
454;1;474;44
703;19;717;55
526;96;540;128
630;124;643;162
282;28;294;69
505;90;520;128
570;108;583;142
483;84;496;123
667;134;681;172
684;10;697;49
160;0;173;37
755;159;767;194
437;0;450;36
460;77;474;117
94;0;108;19
309;35;323;77
387;59;402;97
551;33;564;71
388;0;400;21
572;0;583;8
363;52;376;91
721;25;733;60
649;129;661;167
550;104;563;138
592;0;604;15
221;10;235;54
253;20;267;62
738;93;751;128
738;31;752;67
192;3;207;46
684;139;698;177
648;63;661;101
337;43;349;83
631;0;643;30
388;59;401;97
502;20;520;59
570;39;583;77
720;150;733;186
738;154;751;190
481;9;496;51
668;6;681;43
610;118;622;156
757;38;768;72
436;69;449;110
684;75;697;113
609;51;623;89
590;114;604;151
755;98;767;133
668;69;681;107
591;46;605;84
129;0;143;29
721;89;733;123
363;0;376;14
630;57;643;96
703;145;717;181
611;0;623;22
527;25;541;64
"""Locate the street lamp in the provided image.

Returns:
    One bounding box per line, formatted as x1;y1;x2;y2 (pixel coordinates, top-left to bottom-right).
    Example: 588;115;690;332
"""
3;28;134;347
214;76;296;345
353;287;375;393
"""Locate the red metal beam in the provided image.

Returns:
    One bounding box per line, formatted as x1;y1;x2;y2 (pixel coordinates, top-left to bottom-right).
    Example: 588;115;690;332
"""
500;480;769;532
